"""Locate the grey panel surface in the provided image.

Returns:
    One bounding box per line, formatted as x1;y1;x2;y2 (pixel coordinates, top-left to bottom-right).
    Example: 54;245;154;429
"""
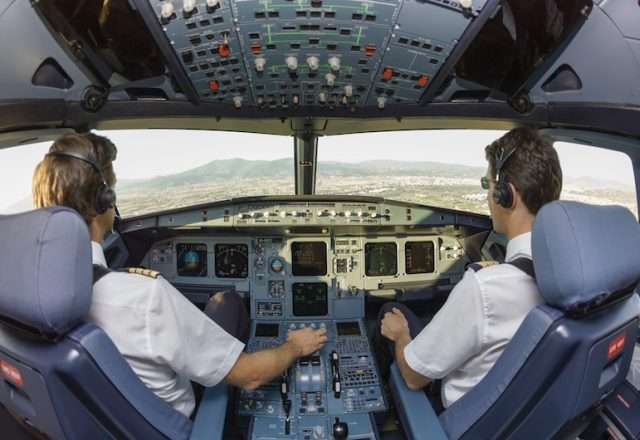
600;0;640;40
530;5;640;106
0;0;91;101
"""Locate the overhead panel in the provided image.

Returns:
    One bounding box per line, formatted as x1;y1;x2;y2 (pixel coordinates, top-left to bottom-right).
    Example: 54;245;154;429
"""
150;0;487;109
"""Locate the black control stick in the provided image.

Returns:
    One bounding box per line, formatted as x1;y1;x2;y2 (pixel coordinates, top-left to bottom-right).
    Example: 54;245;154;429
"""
330;350;341;398
333;417;349;440
283;399;292;435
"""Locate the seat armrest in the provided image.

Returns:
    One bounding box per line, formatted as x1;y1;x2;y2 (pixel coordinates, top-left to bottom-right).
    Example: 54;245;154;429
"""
389;363;448;440
602;381;640;438
190;383;229;440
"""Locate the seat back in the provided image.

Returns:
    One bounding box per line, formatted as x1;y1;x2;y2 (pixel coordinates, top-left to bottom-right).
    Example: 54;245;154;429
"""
441;202;640;440
0;208;192;440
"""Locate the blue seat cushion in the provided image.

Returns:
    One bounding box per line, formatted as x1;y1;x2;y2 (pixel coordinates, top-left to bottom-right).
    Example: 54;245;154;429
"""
0;207;92;336
533;201;640;311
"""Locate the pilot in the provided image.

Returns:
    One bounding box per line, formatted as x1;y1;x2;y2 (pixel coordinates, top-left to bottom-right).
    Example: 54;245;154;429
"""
378;127;563;412
32;132;328;418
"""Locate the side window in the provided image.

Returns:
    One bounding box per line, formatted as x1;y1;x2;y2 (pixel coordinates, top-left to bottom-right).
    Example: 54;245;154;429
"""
554;142;637;218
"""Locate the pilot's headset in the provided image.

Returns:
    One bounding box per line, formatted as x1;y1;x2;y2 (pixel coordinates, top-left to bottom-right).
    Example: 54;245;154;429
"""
46;145;116;215
492;145;518;209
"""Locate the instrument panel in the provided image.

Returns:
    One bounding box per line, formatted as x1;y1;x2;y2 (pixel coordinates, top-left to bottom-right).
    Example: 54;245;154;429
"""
143;230;469;314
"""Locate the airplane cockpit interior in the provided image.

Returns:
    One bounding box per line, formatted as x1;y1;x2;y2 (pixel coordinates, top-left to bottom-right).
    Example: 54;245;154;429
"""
1;0;640;439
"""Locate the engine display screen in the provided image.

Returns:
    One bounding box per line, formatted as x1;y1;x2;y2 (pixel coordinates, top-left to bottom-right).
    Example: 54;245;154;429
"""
255;323;279;338
337;321;361;336
292;283;328;317
405;241;436;274
365;243;397;277
177;243;208;277
215;244;248;278
292;242;327;276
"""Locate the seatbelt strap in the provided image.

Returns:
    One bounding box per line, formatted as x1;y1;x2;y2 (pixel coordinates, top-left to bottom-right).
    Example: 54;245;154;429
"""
469;257;535;280
92;264;112;285
506;257;536;280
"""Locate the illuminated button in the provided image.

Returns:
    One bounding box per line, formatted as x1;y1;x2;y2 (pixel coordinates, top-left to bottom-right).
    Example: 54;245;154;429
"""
218;43;230;58
344;85;353;97
206;0;220;8
233;96;243;108
286;56;298;71
416;75;429;88
292;94;300;105
382;68;393;81
307;56;320;71
208;80;220;93
357;210;363;217
460;0;472;8
370;212;377;218
344;210;351;217
318;92;327;103
329;210;337;217
325;73;336;87
161;2;175;19
328;56;341;72
250;43;262;55
377;96;386;110
183;0;196;13
280;211;287;218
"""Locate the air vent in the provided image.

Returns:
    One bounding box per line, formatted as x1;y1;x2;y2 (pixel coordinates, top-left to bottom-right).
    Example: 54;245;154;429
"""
32;58;73;89
542;64;582;92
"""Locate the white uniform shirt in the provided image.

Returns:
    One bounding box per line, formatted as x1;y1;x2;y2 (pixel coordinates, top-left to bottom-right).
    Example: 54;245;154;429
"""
88;242;245;417
404;232;543;408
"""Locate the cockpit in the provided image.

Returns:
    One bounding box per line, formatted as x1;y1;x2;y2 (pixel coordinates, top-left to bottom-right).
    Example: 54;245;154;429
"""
1;0;640;439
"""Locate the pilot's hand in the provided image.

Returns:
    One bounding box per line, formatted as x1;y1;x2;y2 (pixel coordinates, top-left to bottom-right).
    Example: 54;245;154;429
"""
381;308;410;342
287;327;328;357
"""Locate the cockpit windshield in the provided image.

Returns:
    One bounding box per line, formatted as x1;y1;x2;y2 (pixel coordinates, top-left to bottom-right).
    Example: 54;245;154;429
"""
0;129;636;218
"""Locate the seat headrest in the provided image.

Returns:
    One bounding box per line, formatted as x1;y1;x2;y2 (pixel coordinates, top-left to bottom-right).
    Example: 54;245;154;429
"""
0;207;92;336
533;201;640;311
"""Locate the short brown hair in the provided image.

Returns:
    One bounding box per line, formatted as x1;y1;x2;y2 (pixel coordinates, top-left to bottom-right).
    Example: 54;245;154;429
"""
486;127;562;214
32;133;117;224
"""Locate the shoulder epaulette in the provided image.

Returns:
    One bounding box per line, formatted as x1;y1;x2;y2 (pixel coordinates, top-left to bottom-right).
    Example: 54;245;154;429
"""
122;267;161;279
468;260;500;272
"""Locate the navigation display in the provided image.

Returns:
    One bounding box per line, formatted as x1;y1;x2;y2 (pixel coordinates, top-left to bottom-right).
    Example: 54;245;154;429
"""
292;283;328;317
365;243;397;277
215;244;249;278
177;243;208;277
292;242;327;276
405;241;436;274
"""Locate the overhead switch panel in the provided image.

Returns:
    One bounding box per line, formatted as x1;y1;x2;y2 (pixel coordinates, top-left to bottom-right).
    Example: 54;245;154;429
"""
151;0;488;108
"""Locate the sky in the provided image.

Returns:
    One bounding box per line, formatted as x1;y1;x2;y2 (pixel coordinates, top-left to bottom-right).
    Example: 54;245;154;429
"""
1;129;635;211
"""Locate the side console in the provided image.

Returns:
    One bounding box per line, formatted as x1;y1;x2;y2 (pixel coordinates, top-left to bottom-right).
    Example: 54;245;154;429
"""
239;320;386;439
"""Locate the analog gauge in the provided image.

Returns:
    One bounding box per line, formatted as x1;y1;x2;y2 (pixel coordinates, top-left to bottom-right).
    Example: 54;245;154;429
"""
270;257;285;274
215;244;249;278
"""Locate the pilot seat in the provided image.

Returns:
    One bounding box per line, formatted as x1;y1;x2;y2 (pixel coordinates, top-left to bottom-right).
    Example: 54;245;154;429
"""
389;201;640;440
0;207;227;440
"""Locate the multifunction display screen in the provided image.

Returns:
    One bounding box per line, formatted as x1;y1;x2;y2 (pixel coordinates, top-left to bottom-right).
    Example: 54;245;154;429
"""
292;242;327;276
365;243;397;276
337;321;361;336
405;241;436;274
177;243;208;277
292;283;328;317
215;244;248;278
255;323;279;338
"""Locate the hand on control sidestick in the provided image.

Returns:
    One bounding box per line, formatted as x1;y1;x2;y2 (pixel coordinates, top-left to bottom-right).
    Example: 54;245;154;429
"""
287;327;328;357
381;307;410;342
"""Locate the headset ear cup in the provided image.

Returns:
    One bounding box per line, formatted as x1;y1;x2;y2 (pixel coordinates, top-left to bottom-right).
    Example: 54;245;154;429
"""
95;183;116;214
493;182;513;208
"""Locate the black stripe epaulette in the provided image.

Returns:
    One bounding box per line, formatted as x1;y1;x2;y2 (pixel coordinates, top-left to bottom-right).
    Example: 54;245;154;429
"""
468;261;499;272
122;267;161;279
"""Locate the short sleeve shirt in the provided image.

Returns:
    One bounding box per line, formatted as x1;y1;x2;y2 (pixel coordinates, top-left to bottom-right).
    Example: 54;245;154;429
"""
88;242;245;417
403;232;543;408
